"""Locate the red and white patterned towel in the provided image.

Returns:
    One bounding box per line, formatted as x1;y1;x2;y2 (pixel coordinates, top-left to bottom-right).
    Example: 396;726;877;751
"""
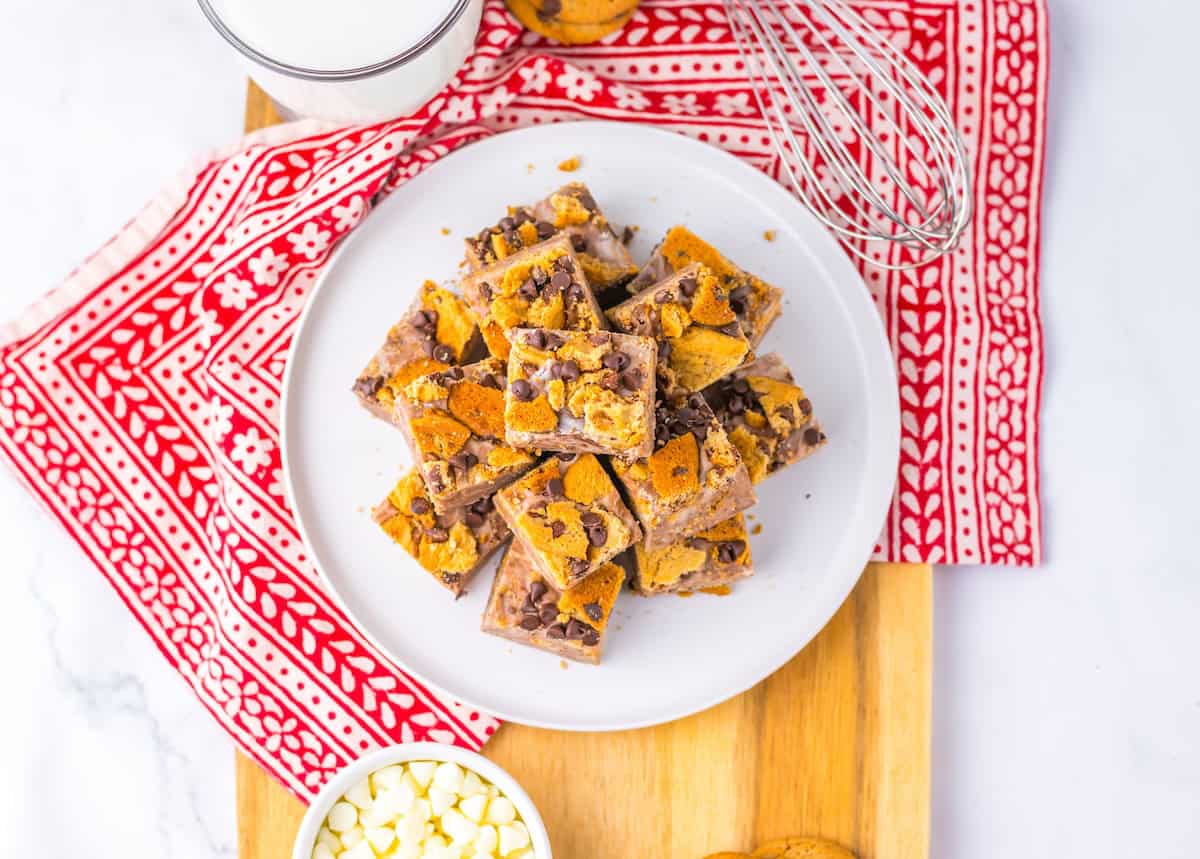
0;0;1047;800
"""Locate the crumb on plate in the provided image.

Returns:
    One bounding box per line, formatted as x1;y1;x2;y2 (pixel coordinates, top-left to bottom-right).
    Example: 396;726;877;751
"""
440;227;451;236
752;523;763;535
763;229;777;242
557;155;581;172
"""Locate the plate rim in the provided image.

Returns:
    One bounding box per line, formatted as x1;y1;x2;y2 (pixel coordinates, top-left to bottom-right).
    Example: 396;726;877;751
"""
280;119;900;731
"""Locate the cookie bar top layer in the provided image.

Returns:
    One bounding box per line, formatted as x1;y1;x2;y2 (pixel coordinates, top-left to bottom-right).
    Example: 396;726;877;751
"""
610;391;756;551
461;234;608;361
493;453;642;590
632;513;754;595
352;280;481;421
463;182;637;296
629;225;784;347
480;539;625;665
396;358;538;513
504;327;657;459
606;262;751;395
703;352;827;484
372;470;509;596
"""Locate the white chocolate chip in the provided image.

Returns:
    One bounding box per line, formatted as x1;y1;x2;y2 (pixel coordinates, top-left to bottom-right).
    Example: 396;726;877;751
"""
497;822;530;856
428;786;455;817
317;828;341;852
372;785;415;821
459;794;488;823
345;777;374;810
371;764;406;793
395;812;426;845
359;802;394;828
460;771;487;798
341;841;375;859
440;808;479;845
365;825;396;852
432;761;466;794
409;760;437;788
474;824;498;855
413;798;434;823
340;826;365;849
327;801;359;832
485;797;516;826
393;845;421;859
311;845;335;859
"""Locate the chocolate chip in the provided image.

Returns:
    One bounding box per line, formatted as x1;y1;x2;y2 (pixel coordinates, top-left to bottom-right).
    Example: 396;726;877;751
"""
519;616;541;631
354;375;385;398
540;0;562;16
446;366;464;381
679;276;698;296
530;265;548;286
555;452;576;463
526;329;546;350
584;602;603;622
515;210;533;225
540;603;559;625
559;360;580;381
728;396;745;416
480;374;502;390
465;510;484;528
550;520;566;538
556;256;575;273
619;369;642;391
568;558;590;577
579;511;601;527
657;340;671;361
431;343;454;363
599;371;619;391
585;523;608;547
477;227;493;243
536;220;555;239
621;226;634;245
654;290;673;304
546;477;565;497
450;452;478;472
565;618;589;640
672;465;688;477
529;580;547;602
470;496;492;515
804;427;825;446
410;497;431;515
571;234;588;253
518;279;538;301
425;526;449;542
577;190;597;211
441;572;462;586
798;397;812;416
778;405;794;422
479;281;493;301
720;322;743;338
582;630;600;646
717;540;746;563
503;229;519;245
550;271;572;292
729;297;746;315
688;393;706;410
733;379;750;394
602;351;629;371
546;623;567;639
499;216;515;231
589;333;610;346
566;283;584;302
511;379;535;401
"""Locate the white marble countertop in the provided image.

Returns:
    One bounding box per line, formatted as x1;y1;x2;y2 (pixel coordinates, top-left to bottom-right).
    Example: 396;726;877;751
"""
2;1;1197;856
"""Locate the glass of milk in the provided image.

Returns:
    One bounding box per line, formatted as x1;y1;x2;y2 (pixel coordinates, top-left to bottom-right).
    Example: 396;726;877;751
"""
198;0;484;123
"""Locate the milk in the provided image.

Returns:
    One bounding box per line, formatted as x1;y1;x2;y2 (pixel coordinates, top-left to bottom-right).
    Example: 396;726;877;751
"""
204;0;484;122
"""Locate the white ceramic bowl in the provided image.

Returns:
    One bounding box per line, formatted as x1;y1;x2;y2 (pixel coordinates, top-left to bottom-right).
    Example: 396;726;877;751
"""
291;742;553;859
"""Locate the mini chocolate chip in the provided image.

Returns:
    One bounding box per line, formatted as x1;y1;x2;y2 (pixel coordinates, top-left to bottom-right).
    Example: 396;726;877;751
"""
798;397;812;416
511;379;535;401
546;477;565;497
431;343;454;363
518;279;538;301
619;369;642;390
480;374;502;390
530;265;548;286
354;375;385;398
586;524;608;547
679;276;698;296
568;558;590;576
544;332;565;350
559;359;580;381
519;616;541;631
565;618;589;640
717;540;746;563
498;216;515;231
582;630;600;646
425;526;449;543
546;623;567;639
480;281;493;301
503;229;518;244
720;322;743;337
442;572;462;586
526;329;547;349
566;283;584;302
621;225;634;244
447;366;464;380
557;256;575;273
464;510;484;528
571;234;588;253
550;271;572;291
515;209;533;225
688;393;706;410
540;604;559;625
529;580;547;602
477;227;493;243
555;452;576;463
677;406;698;424
579;511;602;527
577;190;597;211
804;427;825;445
410;497;431;515
693;423;709;442
584;602;603;622
540;0;562;15
729;298;746;315
602;351;630;371
654;290;673;304
778;405;794;422
536;220;555;239
550;520;566;538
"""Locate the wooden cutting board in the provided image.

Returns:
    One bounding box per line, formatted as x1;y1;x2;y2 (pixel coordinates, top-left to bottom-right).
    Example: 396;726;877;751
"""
236;82;931;859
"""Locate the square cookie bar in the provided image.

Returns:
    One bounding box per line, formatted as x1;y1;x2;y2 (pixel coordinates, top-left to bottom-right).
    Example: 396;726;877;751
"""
352;280;482;422
481;539;624;664
606;262;751;395
628;225;784;347
493;453;642;590
461;234;607;361
504;328;656;459
372;470;509;597
394;358;538;513
463;182;638;303
631;514;754;595
702;352;827;484
610;392;756;551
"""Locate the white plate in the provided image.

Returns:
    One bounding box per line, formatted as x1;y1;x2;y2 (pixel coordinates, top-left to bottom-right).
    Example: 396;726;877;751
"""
282;121;898;731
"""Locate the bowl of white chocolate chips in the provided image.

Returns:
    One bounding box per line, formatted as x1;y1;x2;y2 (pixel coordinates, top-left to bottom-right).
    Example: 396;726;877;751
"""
293;742;552;859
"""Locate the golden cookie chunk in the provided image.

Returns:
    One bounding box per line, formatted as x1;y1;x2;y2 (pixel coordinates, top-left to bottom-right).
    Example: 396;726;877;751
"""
506;0;635;44
751;837;857;859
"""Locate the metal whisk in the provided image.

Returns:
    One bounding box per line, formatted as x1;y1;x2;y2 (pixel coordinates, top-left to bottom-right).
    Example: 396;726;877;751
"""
724;0;972;269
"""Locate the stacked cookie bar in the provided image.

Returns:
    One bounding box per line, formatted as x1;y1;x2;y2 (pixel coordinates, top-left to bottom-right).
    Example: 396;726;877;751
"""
354;183;826;664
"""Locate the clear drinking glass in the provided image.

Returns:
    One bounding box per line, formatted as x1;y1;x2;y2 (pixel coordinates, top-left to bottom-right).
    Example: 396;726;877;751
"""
197;0;484;123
